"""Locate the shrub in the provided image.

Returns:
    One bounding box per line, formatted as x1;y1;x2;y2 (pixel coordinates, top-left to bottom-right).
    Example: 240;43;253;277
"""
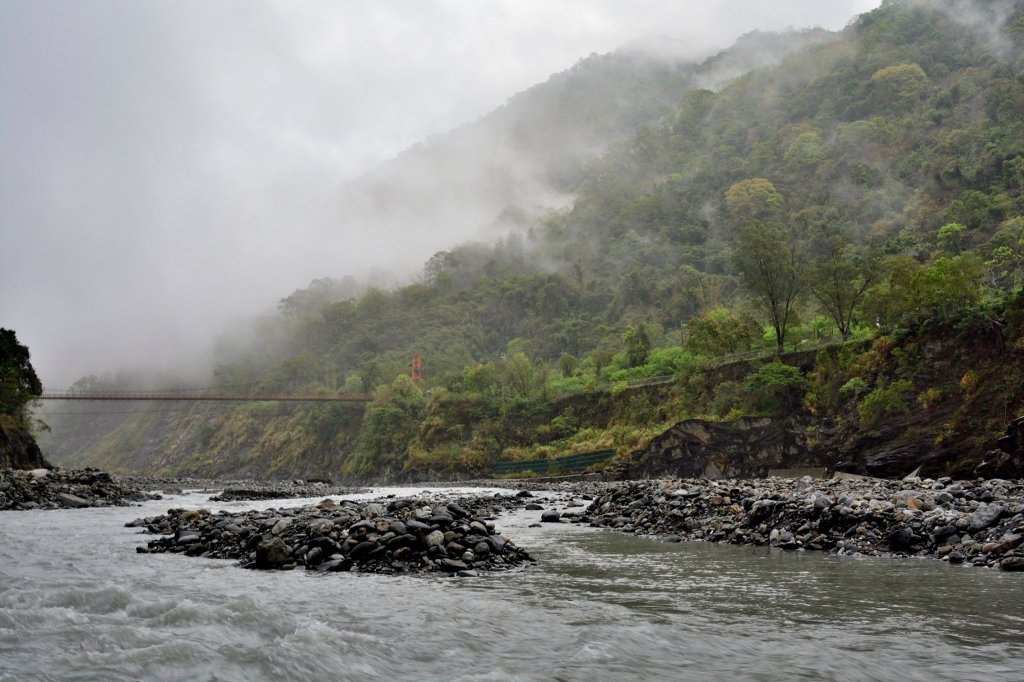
643;347;699;376
558;353;578;378
916;387;943;411
960;370;979;393
743;361;805;412
683;307;761;356
710;380;743;417
548;374;592;396
839;376;868;399
857;379;913;426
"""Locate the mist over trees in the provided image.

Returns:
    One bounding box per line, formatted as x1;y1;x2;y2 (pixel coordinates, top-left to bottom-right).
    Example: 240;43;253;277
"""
48;0;1024;476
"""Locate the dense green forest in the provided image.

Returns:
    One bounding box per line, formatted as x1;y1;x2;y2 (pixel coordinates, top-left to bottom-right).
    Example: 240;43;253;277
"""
42;0;1024;479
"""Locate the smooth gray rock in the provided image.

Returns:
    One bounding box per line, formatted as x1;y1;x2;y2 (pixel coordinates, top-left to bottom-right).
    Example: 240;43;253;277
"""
348;519;375;534
405;519;430;533
316;558;351;572
437;558;468;572
969;503;1004;532
348;541;377;560
56;493;91;508
888;526;915;550
305;546;323;566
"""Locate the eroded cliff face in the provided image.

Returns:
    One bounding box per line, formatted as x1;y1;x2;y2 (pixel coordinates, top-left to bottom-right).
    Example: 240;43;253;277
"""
621;417;816;480
619;410;1024;482
0;422;50;470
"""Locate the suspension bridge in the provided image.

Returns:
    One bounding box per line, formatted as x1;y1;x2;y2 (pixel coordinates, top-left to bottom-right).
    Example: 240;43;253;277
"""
39;390;372;403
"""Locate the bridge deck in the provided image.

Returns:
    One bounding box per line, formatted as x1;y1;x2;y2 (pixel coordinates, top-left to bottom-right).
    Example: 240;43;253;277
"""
39;391;371;402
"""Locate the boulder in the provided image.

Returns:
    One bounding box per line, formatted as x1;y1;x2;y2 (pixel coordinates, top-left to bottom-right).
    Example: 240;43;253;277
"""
255;537;291;569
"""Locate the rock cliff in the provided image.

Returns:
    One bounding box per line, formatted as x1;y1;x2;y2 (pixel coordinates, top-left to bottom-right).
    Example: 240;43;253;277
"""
621;417;814;480
0;422;49;470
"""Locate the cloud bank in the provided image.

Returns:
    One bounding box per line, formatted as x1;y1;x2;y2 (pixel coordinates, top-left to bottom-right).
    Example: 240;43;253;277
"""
0;0;879;386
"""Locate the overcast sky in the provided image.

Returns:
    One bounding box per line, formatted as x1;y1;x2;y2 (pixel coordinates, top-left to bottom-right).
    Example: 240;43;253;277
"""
0;0;880;387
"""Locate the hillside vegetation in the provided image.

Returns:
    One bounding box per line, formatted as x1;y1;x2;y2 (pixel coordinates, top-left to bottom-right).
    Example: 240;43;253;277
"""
1;328;48;470
40;0;1024;480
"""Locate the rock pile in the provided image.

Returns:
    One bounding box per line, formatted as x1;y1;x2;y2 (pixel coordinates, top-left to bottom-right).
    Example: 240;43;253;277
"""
209;481;368;502
1;467;156;510
977;415;1024;479
570;476;1024;571
131;492;535;576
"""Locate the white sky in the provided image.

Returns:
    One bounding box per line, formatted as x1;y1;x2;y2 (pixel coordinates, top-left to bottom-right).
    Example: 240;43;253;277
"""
0;0;880;386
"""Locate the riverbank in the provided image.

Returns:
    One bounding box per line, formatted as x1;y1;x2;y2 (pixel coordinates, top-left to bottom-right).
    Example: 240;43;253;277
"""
5;467;1024;571
0;469;370;509
562;476;1024;571
0;467;158;510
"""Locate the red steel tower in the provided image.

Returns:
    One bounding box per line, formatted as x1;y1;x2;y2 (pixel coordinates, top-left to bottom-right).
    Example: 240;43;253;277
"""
411;352;422;382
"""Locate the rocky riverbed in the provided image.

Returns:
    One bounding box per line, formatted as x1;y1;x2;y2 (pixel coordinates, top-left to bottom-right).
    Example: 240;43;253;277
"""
560;476;1024;571
208;480;368;502
0;468;375;510
0;467;159;510
130;491;536;576
9;465;1024;573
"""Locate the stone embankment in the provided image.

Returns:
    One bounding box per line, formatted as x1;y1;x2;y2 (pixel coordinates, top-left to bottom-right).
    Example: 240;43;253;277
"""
566;476;1024;570
130;492;535;576
0;467;158;510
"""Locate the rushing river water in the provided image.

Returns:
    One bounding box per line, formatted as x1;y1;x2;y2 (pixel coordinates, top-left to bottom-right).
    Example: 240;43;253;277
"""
2;487;1023;681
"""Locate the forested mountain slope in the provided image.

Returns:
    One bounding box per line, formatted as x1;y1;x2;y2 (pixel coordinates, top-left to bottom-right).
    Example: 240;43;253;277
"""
339;28;834;268
39;0;1024;480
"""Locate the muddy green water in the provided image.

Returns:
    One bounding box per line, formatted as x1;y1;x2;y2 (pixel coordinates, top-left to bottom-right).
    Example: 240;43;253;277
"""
1;488;1021;681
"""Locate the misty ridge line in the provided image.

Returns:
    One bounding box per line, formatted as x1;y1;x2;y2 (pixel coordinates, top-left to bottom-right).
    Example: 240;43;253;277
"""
282;28;842;291
44;25;844;392
334;0;1023;292
2;3;887;387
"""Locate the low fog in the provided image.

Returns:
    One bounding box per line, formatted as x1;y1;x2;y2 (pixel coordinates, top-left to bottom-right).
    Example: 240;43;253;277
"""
0;0;879;387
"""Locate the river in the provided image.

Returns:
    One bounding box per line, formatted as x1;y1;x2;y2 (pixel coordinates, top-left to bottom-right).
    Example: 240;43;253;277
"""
1;487;1022;681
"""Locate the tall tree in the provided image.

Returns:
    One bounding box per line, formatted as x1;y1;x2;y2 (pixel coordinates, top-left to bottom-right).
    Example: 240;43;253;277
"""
0;328;42;421
808;239;878;340
623;324;651;367
733;223;805;354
